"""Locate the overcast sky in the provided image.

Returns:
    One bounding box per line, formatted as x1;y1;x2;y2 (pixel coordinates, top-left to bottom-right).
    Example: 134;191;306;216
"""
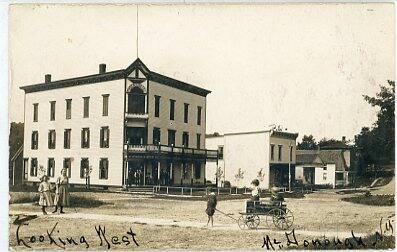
9;3;395;142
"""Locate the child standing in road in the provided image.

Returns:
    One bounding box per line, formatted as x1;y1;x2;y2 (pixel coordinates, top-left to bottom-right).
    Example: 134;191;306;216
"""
38;175;53;215
206;187;217;227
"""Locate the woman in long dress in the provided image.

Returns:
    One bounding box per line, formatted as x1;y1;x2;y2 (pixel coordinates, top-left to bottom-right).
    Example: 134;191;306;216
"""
52;169;70;214
38;175;53;215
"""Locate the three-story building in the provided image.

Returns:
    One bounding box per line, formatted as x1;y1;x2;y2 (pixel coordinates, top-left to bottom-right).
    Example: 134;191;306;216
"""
20;58;218;187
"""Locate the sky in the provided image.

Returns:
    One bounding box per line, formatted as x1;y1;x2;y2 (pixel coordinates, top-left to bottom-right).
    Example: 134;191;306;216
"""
8;3;395;142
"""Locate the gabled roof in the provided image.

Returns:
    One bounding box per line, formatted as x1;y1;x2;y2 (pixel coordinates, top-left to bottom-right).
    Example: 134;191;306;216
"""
296;149;349;171
20;58;211;97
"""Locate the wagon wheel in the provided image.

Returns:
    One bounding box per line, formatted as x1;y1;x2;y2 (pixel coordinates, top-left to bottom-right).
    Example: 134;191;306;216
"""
246;214;260;229
272;208;294;230
238;215;248;230
266;208;282;228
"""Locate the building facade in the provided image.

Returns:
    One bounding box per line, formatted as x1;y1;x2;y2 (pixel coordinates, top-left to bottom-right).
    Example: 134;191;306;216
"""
295;149;350;188
206;130;298;189
20;58;217;187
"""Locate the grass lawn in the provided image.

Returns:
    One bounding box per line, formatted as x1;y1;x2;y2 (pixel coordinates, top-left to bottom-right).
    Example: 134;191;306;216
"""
342;194;395;206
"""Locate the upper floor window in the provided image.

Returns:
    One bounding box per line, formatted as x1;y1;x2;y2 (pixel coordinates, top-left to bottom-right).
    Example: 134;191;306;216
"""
169;99;175;120
81;128;90;148
99;158;109;179
184;103;189;123
182;132;189;148
64;129;71;149
168;129;176;147
154;95;161;117
83;97;90;118
31;131;38;150
100;126;110;148
50;101;56;121
153;127;161;145
66;99;72;119
33;103;38;122
102;94;109;116
278;145;282;161
196;133;201;149
80;158;89;179
270;144;275;161
47;158;55;177
30;158;38;177
197;106;202;126
128;87;145;114
63;158;71;178
48;130;56;149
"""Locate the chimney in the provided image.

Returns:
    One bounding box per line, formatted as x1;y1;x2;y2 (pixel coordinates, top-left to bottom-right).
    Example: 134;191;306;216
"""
342;136;346;143
99;64;106;74
45;74;51;83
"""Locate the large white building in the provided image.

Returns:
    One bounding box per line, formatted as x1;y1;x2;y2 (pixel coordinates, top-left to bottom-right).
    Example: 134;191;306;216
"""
206;130;298;189
20;58;218;187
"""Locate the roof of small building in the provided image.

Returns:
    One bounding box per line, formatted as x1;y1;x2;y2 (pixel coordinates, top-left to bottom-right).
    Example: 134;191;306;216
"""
296;149;349;171
20;58;211;97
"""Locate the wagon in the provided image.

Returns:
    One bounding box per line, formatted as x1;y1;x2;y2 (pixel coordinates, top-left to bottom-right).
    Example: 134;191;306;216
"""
237;200;294;230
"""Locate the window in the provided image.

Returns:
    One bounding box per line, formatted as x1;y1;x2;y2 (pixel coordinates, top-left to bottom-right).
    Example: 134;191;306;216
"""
184;103;189;123
47;158;55;177
182;132;189;147
323;166;327;171
128;87;145;114
194;162;201;179
31;131;38;150
33;103;38;122
153;127;161;145
48;130;56;149
30;158;38;177
290;146;293;162
169;99;175;120
66;99;72;119
99;158;109;179
23;158;28;180
197;106;202;125
100;126;110;148
323;173;327;180
63;158;71;178
278;145;282;161
50;101;56;121
83;97;90;118
196;134;201;149
154;95;161;117
80;158;89;179
64;129;71;149
168;129;176;146
218;146;224;160
270;144;275;161
81;128;90;148
336;173;344;181
102;94;109;116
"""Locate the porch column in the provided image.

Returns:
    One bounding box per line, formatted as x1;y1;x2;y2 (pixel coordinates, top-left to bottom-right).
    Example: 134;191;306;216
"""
143;160;146;185
170;162;173;182
157;161;161;184
191;163;194;186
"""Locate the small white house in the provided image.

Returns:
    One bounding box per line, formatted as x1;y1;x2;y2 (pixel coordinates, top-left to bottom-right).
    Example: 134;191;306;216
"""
206;129;298;189
295;149;350;188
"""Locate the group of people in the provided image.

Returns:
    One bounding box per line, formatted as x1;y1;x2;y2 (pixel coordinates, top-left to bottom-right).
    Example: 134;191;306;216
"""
205;179;283;227
38;169;70;215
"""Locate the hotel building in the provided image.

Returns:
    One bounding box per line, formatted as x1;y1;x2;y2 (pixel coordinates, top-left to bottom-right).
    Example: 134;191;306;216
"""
20;58;218;187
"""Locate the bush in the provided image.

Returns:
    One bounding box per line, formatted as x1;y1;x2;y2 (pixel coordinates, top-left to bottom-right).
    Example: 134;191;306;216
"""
10;192;39;204
342;194;394;206
223;181;231;188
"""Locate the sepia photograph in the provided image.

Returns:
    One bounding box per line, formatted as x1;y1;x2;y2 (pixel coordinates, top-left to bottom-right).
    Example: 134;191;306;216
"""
5;2;396;250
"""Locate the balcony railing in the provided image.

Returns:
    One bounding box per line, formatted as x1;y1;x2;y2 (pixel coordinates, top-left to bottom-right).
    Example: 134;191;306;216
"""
125;112;148;119
126;144;218;160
